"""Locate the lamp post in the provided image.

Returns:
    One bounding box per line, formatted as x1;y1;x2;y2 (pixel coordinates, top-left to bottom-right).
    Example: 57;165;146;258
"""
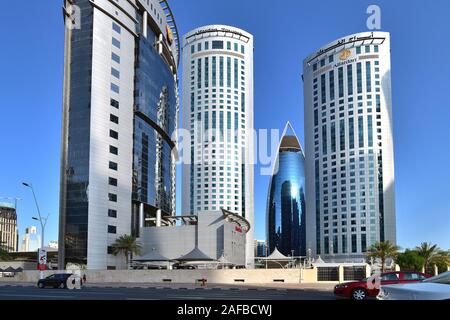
23;182;49;279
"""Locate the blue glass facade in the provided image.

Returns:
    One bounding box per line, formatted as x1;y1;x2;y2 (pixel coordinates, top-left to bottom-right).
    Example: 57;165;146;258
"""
266;129;306;256
133;25;177;216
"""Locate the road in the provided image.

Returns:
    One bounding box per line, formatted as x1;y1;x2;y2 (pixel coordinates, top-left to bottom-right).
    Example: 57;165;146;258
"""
0;283;335;300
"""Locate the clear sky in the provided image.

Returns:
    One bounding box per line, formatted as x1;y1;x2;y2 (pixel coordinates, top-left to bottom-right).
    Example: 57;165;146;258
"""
0;0;449;251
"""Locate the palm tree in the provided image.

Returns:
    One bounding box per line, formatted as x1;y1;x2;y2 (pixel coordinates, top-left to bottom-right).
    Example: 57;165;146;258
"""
430;250;450;273
367;241;400;272
111;235;142;269
415;242;440;272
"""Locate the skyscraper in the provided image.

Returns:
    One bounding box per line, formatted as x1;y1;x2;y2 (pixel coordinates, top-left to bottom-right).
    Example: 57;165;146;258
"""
266;123;306;257
20;226;41;252
303;32;396;262
59;0;179;270
181;25;254;267
0;203;18;252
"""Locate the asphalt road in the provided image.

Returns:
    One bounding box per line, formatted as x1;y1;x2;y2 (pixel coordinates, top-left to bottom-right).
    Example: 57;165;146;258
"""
0;284;335;300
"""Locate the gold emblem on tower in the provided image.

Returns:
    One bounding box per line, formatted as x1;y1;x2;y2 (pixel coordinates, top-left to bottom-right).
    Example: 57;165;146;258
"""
339;48;352;60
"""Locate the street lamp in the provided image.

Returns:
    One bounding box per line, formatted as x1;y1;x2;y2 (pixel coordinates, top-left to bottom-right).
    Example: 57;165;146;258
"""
23;182;49;278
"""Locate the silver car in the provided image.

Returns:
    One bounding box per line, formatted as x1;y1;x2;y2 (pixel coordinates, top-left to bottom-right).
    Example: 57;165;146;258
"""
377;271;450;300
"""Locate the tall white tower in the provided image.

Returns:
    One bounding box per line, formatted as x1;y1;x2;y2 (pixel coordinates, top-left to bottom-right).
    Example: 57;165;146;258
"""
303;32;396;262
181;25;254;267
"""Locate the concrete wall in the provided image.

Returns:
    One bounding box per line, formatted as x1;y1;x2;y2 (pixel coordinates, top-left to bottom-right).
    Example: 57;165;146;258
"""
3;268;320;284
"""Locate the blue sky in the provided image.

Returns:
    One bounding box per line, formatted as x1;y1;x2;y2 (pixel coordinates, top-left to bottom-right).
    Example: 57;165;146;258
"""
0;0;449;250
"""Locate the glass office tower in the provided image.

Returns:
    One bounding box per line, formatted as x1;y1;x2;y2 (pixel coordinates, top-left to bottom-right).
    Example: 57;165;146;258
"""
266;123;306;257
59;0;179;270
303;32;396;262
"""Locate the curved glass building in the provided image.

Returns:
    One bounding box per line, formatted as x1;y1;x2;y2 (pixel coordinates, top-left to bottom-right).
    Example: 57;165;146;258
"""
266;123;306;257
59;0;179;269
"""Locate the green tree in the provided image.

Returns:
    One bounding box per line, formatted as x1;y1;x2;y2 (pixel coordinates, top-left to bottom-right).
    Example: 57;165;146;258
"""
0;241;11;261
396;249;424;272
367;241;400;273
415;242;440;273
111;235;142;269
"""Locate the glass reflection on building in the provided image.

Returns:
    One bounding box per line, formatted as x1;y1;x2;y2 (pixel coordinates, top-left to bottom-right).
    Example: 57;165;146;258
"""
266;123;306;257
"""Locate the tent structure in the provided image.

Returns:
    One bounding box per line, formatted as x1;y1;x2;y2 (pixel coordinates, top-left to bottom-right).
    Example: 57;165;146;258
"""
176;247;214;262
256;247;294;268
133;249;170;262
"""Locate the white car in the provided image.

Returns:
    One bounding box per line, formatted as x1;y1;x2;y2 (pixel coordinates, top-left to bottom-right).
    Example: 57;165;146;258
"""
378;271;450;300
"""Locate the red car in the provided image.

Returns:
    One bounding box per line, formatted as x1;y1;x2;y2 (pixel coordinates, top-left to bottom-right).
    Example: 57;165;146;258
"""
334;271;431;300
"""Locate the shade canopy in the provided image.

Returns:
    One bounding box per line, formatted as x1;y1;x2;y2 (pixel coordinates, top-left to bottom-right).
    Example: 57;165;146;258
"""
133;249;170;262
177;247;214;261
258;247;292;261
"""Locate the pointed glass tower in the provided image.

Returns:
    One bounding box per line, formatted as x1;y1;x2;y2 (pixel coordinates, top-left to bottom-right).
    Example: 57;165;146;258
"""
266;122;306;257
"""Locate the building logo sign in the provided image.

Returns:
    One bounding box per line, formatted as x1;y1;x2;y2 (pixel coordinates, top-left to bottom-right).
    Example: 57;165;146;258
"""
235;226;242;233
339;49;352;61
166;25;174;45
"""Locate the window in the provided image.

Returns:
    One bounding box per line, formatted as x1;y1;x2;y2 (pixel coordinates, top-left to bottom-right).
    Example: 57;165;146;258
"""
204;41;209;50
227;41;231;50
110;114;119;124
110;129;118;139
330;122;336;153
381;273;399;281
351;234;357;253
109;161;118;171
212;41;223;49
403;273;421;281
107;246;114;254
107;225;117;234
366;61;372;92
112;37;121;49
358;116;364;148
241;45;245;54
197;43;201;52
111;67;120;79
321;74;326;104
322;125;327;155
108;193;117;202
338;67;344;98
347;65;353;96
112;22;121;34
227;57;231;87
109;177;118;186
111;52;120;64
339;119;345;151
212;57;216;87
204;57;209;87
111;83;119;94
219;57;224;86
108;209;117;218
109;145;118;155
356;46;361;54
110;98;119;109
329;71;335;101
357;63;362;94
191;45;195;54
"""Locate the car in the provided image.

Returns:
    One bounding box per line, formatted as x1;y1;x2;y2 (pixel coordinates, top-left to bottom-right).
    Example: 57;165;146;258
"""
377;271;450;300
334;271;431;300
37;273;75;289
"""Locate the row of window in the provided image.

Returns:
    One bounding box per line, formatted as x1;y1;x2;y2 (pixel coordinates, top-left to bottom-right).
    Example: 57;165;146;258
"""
314;61;380;106
108;22;121;242
191;40;245;54
191;57;245;90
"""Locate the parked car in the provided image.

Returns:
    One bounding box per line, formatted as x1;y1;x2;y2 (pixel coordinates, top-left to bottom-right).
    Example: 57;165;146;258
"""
334;271;431;300
37;273;75;289
377;271;450;300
